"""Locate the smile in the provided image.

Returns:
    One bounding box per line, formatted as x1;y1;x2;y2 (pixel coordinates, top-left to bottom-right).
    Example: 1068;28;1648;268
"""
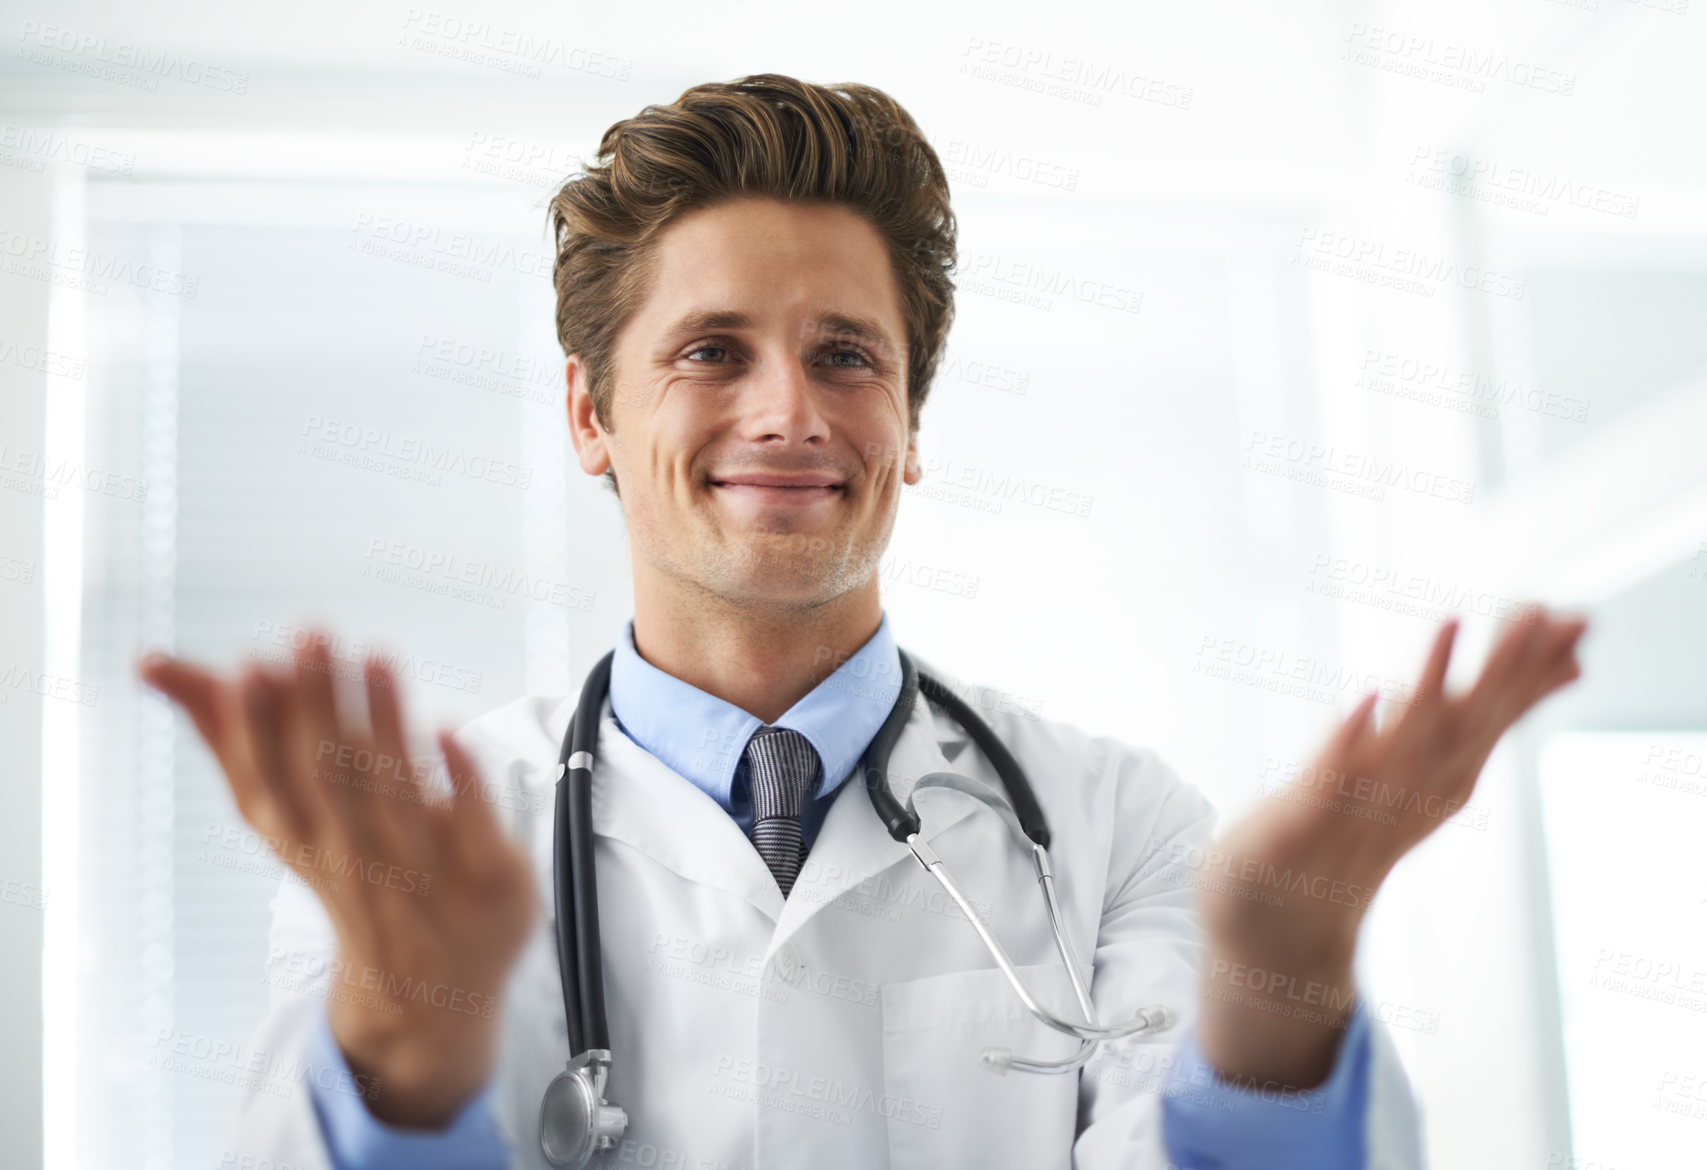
709;481;844;508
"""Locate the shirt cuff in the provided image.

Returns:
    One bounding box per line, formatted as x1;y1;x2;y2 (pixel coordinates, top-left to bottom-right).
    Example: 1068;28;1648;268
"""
305;1004;511;1170
1160;997;1372;1170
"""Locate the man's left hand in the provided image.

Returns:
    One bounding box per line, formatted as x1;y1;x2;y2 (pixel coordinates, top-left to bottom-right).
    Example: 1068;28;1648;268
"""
1192;604;1589;1090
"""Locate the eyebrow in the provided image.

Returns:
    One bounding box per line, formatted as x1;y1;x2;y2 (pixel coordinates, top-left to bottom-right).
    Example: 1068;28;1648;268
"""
663;308;900;354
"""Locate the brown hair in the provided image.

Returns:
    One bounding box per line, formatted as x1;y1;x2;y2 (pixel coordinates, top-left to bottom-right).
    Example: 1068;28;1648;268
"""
547;73;958;495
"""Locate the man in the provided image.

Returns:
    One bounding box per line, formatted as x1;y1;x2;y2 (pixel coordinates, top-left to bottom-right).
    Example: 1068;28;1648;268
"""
140;74;1587;1168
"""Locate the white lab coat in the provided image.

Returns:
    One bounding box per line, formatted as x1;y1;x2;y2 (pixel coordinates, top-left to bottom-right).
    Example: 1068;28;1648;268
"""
233;650;1425;1169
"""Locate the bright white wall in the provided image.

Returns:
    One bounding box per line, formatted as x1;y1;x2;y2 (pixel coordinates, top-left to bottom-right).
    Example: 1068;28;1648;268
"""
3;2;1706;1167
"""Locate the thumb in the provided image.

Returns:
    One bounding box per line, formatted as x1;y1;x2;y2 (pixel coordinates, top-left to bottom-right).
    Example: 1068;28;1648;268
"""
138;651;231;748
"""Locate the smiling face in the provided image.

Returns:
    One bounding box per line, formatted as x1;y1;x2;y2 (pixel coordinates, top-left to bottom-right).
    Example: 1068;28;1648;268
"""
567;195;922;616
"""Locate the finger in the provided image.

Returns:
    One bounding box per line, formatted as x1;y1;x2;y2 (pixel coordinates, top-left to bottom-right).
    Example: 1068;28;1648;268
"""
240;664;319;847
1315;690;1379;770
435;728;508;877
139;653;233;757
1494;613;1588;726
1453;615;1583;764
283;625;380;871
284;631;370;847
293;628;339;756
365;652;410;780
1413;617;1459;708
271;635;373;945
1532;616;1589;679
149;656;277;828
288;646;412;895
1462;606;1548;727
1382;619;1462;759
360;651;435;858
1516;632;1586;714
266;659;363;891
1536;651;1582;698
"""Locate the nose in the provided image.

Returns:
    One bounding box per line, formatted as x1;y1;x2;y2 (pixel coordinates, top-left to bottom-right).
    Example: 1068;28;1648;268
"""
736;349;831;447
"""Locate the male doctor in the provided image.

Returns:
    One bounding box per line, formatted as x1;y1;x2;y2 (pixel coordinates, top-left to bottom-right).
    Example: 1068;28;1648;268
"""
140;74;1587;1169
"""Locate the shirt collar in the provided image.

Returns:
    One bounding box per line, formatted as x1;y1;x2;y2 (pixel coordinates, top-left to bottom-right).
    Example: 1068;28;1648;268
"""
607;611;902;817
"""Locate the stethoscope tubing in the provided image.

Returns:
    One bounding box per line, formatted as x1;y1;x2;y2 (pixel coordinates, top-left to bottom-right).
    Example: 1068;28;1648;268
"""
549;645;1172;1080
555;649;613;1056
555;645;1047;1055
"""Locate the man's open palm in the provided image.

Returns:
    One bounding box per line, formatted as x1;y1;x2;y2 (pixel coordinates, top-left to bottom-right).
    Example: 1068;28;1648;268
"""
1195;604;1589;1086
138;632;538;1126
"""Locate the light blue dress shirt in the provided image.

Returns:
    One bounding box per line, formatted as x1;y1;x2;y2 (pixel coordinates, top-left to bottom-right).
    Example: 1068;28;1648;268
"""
605;611;903;847
1162;998;1373;1169
304;609;1370;1168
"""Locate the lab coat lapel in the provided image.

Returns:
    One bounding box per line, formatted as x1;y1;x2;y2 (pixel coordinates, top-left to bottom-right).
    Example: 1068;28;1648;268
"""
588;696;788;921
582;658;981;934
770;680;978;949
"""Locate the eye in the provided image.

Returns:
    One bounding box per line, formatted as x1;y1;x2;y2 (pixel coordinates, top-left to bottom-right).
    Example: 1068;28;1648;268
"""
824;347;875;369
685;343;731;363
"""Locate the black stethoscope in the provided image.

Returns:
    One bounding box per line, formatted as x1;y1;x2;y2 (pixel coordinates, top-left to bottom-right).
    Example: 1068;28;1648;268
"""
537;645;1174;1167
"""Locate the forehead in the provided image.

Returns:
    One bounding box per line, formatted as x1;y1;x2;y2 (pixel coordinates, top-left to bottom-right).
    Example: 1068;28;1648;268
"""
634;196;906;346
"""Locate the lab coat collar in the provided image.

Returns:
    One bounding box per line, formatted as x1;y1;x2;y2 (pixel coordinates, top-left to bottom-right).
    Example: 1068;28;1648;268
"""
587;649;976;935
771;660;979;950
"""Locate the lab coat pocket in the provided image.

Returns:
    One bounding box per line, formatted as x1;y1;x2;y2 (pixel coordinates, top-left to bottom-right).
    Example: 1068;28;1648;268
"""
879;962;1088;1169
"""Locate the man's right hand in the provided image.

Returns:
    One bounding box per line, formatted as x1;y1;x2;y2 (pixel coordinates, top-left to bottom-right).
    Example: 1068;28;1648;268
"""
138;631;539;1129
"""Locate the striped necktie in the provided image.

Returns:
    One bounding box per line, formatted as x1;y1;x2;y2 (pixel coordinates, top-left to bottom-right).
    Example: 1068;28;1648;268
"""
741;726;820;897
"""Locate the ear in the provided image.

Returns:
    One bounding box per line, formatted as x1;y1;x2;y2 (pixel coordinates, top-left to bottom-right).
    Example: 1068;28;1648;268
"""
566;355;612;477
902;429;922;486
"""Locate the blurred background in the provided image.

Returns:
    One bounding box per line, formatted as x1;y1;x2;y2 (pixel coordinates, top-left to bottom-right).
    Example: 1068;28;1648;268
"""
2;0;1704;1166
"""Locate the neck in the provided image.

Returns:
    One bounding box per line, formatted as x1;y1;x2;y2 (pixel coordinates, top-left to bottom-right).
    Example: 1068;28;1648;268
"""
630;576;883;725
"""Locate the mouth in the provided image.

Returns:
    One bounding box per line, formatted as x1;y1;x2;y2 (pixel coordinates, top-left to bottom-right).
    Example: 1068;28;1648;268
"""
708;474;846;508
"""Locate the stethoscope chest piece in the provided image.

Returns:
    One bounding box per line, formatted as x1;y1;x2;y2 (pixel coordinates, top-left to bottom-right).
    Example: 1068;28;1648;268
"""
538;645;1176;1166
539;1049;627;1168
